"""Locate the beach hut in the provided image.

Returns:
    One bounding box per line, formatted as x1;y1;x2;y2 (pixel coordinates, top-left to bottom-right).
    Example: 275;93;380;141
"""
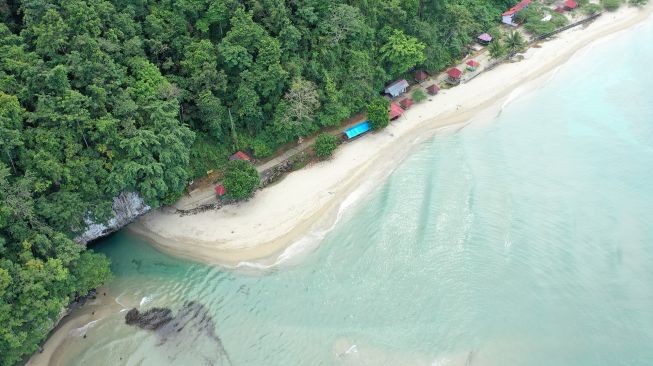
400;98;413;109
415;70;429;83
384;79;409;98
229;151;252;162
214;184;226;197
426;84;440;95
564;0;578;10
466;60;480;71
502;0;531;26
343;121;372;140
478;33;493;45
389;102;405;120
447;68;463;84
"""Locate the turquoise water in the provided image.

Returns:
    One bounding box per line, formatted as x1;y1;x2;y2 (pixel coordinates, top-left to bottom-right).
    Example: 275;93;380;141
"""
67;20;653;366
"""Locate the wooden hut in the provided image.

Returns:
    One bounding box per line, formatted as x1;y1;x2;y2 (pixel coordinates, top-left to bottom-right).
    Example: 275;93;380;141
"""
564;0;578;10
384;79;409;98
447;68;463;85
389;102;405;120
229;151;252;162
466;60;480;71
415;70;429;83
400;98;413;109
426;84;440;95
215;184;226;197
478;33;493;45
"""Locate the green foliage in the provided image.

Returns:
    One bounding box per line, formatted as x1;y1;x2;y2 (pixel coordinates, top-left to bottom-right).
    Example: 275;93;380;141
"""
601;0;622;10
630;0;648;5
488;40;507;59
223;160;260;200
505;31;527;55
367;97;390;130
380;29;426;75
583;3;604;14
412;89;427;103
313;133;338;160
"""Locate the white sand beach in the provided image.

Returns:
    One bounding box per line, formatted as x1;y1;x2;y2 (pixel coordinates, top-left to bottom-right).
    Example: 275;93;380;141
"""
131;5;653;267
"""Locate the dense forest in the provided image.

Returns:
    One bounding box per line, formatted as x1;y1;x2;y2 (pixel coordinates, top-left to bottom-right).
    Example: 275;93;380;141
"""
0;0;515;363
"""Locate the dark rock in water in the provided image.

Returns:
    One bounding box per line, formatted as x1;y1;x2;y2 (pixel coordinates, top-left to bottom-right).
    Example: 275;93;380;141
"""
125;307;173;330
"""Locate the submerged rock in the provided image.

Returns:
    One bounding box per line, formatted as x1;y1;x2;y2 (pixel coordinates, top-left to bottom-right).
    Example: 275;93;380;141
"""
124;307;173;330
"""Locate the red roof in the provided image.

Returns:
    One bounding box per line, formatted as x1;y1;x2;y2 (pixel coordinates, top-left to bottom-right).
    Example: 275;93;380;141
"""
214;184;226;196
415;70;428;82
502;0;531;16
466;60;480;67
426;84;440;95
229;151;251;161
389;102;404;120
447;68;462;79
564;0;578;8
400;98;413;108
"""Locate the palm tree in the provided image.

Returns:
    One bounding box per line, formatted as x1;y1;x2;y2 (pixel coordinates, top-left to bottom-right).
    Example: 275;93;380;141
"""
505;31;526;56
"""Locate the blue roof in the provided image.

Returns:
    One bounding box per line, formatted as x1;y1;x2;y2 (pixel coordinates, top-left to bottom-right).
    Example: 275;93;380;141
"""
344;121;371;139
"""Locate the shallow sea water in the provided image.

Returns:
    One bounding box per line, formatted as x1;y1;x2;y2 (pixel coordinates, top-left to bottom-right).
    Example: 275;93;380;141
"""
66;19;653;366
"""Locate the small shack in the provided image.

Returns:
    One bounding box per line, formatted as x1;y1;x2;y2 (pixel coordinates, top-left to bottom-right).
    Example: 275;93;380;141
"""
215;184;226;197
384;79;409;98
389;102;405;120
466;60;480;71
229;151;252;162
478;33;493;45
426;84;440;95
502;0;531;26
447;68;463;84
400;98;413;109
344;121;371;140
415;70;429;83
564;0;578;10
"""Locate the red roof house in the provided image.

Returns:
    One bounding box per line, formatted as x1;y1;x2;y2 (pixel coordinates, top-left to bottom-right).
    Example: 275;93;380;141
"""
214;184;226;196
466;60;480;71
389;102;405;120
426;84;440;95
229;151;251;162
502;0;531;26
400;98;413;109
447;68;462;79
564;0;578;9
415;70;429;82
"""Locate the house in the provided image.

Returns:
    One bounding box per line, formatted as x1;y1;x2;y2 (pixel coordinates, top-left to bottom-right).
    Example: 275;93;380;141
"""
564;0;578;10
384;79;409;98
502;0;531;26
389;102;405;120
344;121;371;140
466;60;480;71
478;33;493;45
415;70;429;83
447;68;463;84
214;184;226;197
426;84;440;95
229;151;252;162
400;98;413;109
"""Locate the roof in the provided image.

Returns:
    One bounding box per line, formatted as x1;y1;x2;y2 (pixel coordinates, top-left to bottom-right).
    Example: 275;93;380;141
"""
426;84;440;94
214;184;226;196
229;151;251;161
344;121;372;139
384;79;409;97
466;60;480;67
502;0;531;16
415;70;428;82
478;33;493;42
447;68;462;79
400;98;413;108
389;102;404;119
564;0;578;8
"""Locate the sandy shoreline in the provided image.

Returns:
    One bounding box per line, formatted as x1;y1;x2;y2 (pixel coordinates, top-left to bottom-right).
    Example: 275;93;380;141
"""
132;5;653;267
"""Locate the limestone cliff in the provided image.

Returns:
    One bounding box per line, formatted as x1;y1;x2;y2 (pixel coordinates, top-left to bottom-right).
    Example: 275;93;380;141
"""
75;192;150;244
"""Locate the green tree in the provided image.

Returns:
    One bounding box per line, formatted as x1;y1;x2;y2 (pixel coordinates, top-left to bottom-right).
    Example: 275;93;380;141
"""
379;29;426;76
367;97;390;130
488;39;507;59
313;133;339;159
601;0;622;10
223;159;260;200
505;31;527;56
412;89;427;103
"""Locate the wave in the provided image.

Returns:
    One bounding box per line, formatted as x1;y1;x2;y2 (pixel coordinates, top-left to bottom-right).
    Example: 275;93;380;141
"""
69;320;99;337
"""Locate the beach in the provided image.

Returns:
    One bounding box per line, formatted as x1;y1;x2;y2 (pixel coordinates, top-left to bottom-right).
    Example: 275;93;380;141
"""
130;4;653;267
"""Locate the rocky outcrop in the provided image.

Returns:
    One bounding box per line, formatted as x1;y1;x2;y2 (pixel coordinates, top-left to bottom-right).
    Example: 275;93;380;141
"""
75;192;150;244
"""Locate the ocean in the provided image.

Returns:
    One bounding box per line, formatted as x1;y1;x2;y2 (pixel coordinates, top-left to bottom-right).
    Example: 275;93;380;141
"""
58;18;653;366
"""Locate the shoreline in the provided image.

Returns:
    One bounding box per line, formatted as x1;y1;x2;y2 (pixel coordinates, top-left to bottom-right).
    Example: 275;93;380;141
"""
132;5;653;268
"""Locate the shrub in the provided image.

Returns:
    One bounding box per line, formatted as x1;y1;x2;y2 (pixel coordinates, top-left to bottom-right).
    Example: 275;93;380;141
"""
630;0;648;5
488;39;507;59
367;97;390;130
601;0;621;11
313;133;338;160
412;89;427;103
583;3;603;14
223;159;260;200
250;137;274;158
